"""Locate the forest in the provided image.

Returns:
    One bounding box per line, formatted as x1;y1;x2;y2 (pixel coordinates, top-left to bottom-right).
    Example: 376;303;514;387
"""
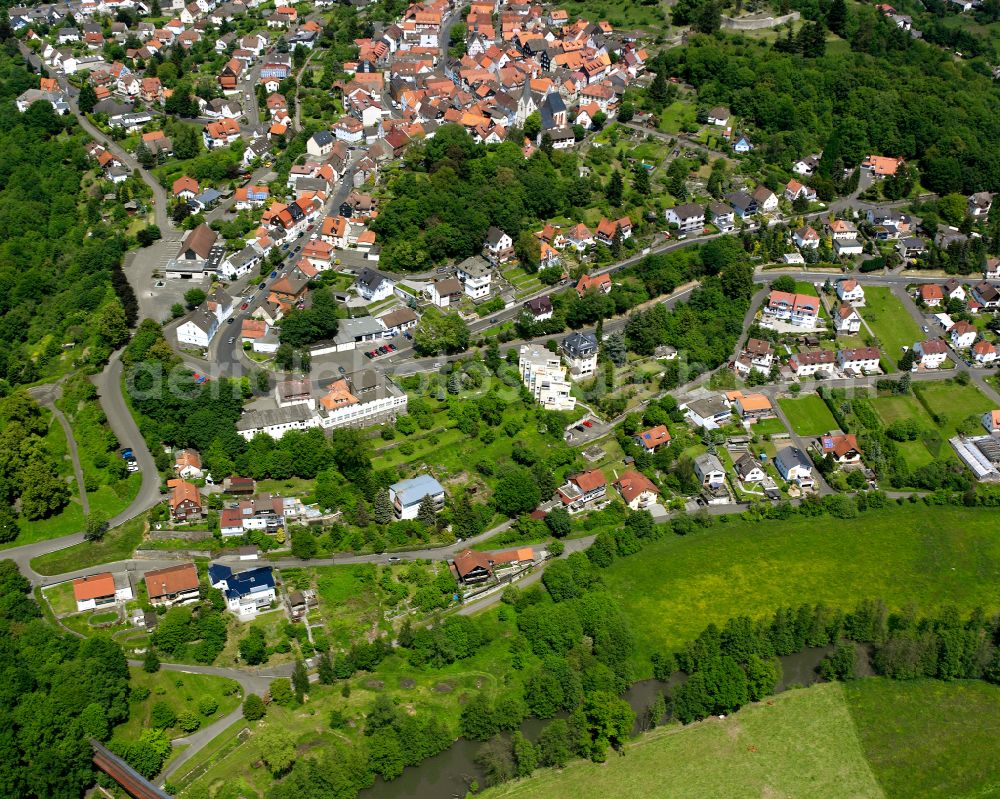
0;560;133;799
662;13;1000;195
369;124;605;272
0;47;135;389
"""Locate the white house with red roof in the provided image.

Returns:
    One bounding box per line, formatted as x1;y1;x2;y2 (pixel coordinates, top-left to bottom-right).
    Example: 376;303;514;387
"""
913;338;948;369
949;320;978;349
836;279;865;306
973;339;997;364
764;290;819;329
634;425;671;454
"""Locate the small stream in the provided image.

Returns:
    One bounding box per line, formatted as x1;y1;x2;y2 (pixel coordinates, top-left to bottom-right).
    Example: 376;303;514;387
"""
358;647;844;799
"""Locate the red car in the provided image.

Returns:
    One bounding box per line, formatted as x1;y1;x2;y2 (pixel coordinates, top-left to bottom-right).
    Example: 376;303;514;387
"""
582;420;593;428
241;302;249;310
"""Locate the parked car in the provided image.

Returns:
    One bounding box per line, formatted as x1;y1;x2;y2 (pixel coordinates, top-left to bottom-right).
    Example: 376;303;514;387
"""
120;448;134;460
338;366;346;375
227;317;235;324
227;337;235;344
241;302;249;310
271;271;278;278
387;344;395;352
582;419;593;428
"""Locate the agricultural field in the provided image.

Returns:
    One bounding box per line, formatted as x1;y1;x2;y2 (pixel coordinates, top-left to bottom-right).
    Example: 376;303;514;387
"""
481;683;882;799
859;287;923;369
778;394;839;436
601;505;1000;667
846;678;1000;799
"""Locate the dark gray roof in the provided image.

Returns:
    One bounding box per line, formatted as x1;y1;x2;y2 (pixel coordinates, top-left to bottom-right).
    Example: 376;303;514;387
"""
776;446;811;472
311;129;334;146
356;267;391;292
562;331;598;357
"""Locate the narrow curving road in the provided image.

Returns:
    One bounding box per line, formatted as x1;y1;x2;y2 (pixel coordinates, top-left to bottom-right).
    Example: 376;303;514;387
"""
28;381;90;516
6;353;163;582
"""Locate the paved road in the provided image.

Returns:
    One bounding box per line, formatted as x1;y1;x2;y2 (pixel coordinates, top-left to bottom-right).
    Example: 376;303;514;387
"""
6;353;163;582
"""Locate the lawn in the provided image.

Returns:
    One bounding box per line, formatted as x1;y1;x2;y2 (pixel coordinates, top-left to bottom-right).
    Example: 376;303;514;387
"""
601;505;1000;669
658;100;696;135
914;380;995;437
42;580;79;616
31;514;147;575
750;416;787;437
859;287;923;369
778;394;839;436
3;501;86;549
846;678;1000;799
480;683;882;799
115;667;242;742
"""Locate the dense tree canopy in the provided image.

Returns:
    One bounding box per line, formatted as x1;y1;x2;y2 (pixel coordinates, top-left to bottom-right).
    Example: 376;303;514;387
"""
0;51;135;388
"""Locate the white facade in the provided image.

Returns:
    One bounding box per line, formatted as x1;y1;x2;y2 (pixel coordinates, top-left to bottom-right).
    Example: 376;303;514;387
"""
519;345;576;411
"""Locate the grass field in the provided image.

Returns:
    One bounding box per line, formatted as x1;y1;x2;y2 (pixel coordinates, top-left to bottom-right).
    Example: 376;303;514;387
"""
42;581;79;616
481;683;882;799
914;380;995;436
859;287;923;369
750;416;787;437
778;394;839;436
31;514;147;575
601;505;1000;667
314;563;384;650
115;668;242;741
846;679;1000;799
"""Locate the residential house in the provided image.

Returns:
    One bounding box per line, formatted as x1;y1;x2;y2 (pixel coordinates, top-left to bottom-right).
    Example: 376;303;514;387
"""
634;425;671;453
203;119;241;148
897;237;927;262
682;395;731;430
389;473;446;520
833;235;864;258
452;549;495;584
793;226;820;250
733;338;774;377
565;223;594;251
789;349;837;377
819;433;862;466
426;277;464;308
556;468;607;509
981;409;1000;435
355;268;395;302
726;191;757;219
168;478;202;520
378;306;418;337
234;184;269;209
613;470;659;510
793;155;820;176
913;338;948;369
838;347;881;374
731;392;774;421
733;453;766;484
709;201;735;232
775;446;814;488
973;339;997;365
523;295;553;322
836;279;865;305
307;129;335;157
706;106;729;126
732;134;753;154
764;291;819;330
176;307;220;348
836;303;862;335
665;202;705;234
943;278;966;302
595;216;631;245
972;281;1000;310
862;155;904;178
209;564;276;619
174;448;203;479
456;255;493;300
828;219;858;240
949;320;977;349
968;191;993;218
145;563;200;607
576;272;612;296
561;331;599;381
693;453;726;489
784;179;816;203
519;345;576;410
919;283;944;307
73;572;132;611
752;186;778;214
483;226;514;265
